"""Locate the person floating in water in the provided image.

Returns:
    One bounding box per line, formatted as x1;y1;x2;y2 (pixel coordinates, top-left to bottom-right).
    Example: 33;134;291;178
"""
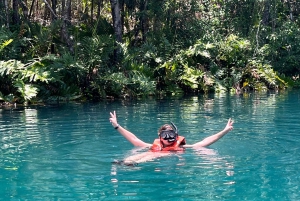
109;111;234;165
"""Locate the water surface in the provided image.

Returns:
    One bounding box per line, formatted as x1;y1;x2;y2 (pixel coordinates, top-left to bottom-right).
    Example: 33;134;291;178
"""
1;90;300;200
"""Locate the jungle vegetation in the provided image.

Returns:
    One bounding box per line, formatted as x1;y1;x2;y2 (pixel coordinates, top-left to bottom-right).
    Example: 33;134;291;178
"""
0;0;300;104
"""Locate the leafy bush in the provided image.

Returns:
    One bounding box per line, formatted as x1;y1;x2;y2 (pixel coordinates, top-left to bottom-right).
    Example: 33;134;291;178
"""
104;71;155;97
265;22;300;76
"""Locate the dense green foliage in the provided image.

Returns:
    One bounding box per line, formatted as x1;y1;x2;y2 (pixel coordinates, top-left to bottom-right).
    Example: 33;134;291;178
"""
0;0;299;104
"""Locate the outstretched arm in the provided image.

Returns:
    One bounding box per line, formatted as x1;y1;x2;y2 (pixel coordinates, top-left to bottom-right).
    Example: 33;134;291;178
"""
109;111;152;147
184;118;234;148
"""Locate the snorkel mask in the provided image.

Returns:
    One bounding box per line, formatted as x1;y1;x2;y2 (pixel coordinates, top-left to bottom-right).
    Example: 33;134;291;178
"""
159;122;178;142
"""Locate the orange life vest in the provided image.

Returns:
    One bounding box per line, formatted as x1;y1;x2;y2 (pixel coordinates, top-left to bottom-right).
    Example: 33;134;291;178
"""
150;136;186;152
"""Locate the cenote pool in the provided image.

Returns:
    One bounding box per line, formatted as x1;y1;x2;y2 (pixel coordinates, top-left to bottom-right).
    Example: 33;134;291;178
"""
1;90;300;200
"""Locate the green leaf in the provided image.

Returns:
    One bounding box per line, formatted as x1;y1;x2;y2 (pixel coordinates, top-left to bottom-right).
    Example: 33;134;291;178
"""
0;39;13;52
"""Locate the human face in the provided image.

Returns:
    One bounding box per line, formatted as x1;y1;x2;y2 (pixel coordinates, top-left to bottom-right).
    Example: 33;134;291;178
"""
158;123;178;145
160;137;177;146
159;128;177;142
160;129;177;139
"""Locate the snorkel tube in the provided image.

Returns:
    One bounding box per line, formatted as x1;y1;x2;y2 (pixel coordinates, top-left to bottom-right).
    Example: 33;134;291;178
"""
170;122;178;135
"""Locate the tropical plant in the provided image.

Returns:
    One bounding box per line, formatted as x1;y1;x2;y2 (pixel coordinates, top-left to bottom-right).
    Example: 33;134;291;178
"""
0;59;39;104
0;0;299;104
103;70;155;98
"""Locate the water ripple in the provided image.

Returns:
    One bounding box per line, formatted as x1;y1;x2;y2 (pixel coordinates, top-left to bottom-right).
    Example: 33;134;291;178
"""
1;91;300;200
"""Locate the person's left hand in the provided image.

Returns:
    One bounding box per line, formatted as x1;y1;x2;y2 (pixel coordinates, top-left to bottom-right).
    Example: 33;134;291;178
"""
109;111;118;128
224;118;234;132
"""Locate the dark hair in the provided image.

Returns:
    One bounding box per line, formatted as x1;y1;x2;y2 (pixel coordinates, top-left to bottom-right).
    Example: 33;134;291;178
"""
158;124;173;135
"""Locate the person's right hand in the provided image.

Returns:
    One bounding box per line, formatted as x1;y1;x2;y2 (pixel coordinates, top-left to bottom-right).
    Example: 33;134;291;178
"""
109;111;119;128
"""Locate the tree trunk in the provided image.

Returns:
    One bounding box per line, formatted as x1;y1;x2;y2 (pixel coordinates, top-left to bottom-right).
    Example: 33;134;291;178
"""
288;1;295;21
262;0;270;26
140;0;148;42
110;0;122;43
43;0;50;24
61;0;73;53
91;0;94;23
77;0;81;16
97;0;103;19
12;0;20;25
51;0;56;21
49;0;57;54
19;0;29;21
62;0;65;16
1;0;9;27
110;0;123;64
28;0;35;19
0;0;3;25
42;0;57;24
67;0;71;23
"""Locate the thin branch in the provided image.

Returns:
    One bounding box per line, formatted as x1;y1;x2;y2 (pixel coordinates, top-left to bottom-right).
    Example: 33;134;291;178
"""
29;0;35;19
42;0;57;19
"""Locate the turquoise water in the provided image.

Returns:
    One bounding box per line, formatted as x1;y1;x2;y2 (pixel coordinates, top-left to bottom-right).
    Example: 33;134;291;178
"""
1;90;300;200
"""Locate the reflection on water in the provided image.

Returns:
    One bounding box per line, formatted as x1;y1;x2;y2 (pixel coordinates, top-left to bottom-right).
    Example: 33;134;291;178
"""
109;147;237;200
1;90;300;200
